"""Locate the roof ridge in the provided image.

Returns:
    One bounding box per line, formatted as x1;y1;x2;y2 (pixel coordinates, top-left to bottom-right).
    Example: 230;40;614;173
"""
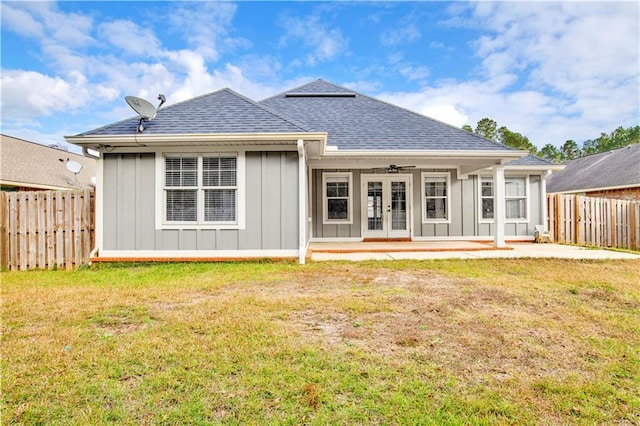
221;88;313;132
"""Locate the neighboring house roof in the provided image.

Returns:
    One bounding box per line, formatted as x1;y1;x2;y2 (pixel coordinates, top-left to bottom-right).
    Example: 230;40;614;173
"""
82;88;311;136
546;143;640;193
0;134;96;190
259;79;513;151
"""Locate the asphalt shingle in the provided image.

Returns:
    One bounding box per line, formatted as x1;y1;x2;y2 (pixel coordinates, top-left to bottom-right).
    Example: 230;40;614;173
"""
81;88;310;136
260;80;515;152
546;143;640;193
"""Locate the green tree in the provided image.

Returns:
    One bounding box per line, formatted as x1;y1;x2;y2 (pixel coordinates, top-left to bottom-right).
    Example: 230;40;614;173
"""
539;144;563;163
561;140;580;160
497;126;538;154
461;124;473;133
475;118;498;141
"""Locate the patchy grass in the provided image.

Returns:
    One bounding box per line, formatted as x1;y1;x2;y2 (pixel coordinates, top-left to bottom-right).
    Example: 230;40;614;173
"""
2;259;639;425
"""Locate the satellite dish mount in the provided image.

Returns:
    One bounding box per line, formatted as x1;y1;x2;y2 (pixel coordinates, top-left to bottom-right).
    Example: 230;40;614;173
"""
125;94;166;133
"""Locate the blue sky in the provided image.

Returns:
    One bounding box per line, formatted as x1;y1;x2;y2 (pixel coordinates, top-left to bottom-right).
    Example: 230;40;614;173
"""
1;1;638;151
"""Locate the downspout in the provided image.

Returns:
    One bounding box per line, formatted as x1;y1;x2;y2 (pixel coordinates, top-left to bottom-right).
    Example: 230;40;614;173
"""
297;139;307;264
82;147;100;160
88;149;102;265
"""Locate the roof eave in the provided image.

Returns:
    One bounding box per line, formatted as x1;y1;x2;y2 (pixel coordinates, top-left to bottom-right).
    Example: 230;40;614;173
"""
65;132;328;148
321;148;528;160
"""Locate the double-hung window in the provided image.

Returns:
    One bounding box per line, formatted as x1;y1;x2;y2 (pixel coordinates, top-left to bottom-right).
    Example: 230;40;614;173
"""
422;172;450;223
480;177;494;220
479;176;528;222
323;172;352;224
505;177;527;220
164;154;238;225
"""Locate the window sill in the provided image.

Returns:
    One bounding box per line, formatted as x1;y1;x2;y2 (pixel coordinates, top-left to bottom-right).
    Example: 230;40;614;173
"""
158;223;242;230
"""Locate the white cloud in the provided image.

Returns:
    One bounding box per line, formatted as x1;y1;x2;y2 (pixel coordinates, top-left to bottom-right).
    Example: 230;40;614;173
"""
168;2;245;62
279;10;348;66
98;20;162;56
380;1;639;148
0;2;44;38
380;24;421;46
1;70;89;119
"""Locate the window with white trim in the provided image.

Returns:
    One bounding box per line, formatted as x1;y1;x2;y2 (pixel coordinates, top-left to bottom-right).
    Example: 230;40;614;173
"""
164;154;238;224
422;172;450;223
323;172;352;224
478;176;528;222
505;176;527;220
480;177;494;220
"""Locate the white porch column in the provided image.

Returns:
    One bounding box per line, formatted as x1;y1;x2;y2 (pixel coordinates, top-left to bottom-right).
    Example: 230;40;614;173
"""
541;170;550;230
493;166;506;248
297;139;307;264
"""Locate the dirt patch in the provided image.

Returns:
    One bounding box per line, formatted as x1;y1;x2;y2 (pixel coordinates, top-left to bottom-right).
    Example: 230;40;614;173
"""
285;268;596;382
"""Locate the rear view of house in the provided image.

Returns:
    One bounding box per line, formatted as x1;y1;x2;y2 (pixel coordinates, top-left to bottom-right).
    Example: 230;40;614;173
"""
66;80;560;263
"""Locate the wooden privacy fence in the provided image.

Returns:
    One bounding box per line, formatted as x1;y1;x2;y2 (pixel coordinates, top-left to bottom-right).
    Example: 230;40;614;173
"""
0;190;95;271
547;194;640;251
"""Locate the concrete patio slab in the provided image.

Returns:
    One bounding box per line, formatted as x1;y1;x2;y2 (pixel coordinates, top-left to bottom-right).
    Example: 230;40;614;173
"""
308;242;640;262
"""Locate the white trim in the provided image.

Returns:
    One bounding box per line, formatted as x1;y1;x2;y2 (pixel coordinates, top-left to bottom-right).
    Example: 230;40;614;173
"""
155;151;246;230
477;173;532;224
505;175;530;223
297;139;306;265
322;172;354;225
321;149;527;159
66;132;328;146
421;172;451;224
478;175;495;224
493;166;506;248
96;157;104;254
99;249;299;258
360;174;412;239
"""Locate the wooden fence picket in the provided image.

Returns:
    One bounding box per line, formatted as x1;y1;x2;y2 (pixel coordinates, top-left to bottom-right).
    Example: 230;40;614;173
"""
0;190;95;271
547;193;640;250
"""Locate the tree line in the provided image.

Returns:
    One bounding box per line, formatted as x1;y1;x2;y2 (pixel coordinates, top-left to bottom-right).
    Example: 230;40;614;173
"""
462;118;640;163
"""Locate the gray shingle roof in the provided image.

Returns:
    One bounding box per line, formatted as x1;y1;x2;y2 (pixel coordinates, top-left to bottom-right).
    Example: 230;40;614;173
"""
546;143;640;193
259;79;515;151
506;155;555;166
81;88;311;136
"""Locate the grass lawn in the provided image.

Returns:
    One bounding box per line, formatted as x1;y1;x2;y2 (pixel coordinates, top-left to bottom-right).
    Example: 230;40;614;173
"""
2;259;639;425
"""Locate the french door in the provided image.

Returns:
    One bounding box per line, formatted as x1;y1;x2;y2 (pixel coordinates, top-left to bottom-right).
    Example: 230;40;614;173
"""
362;175;412;239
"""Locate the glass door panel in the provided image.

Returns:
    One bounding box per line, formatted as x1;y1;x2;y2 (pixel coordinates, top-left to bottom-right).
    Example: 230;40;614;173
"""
367;182;383;231
362;176;411;238
391;181;407;231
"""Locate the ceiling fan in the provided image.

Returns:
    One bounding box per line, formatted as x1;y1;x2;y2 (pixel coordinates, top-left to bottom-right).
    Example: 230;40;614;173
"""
374;164;416;174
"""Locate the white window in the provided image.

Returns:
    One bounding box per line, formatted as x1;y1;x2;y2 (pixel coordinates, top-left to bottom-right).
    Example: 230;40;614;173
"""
480;177;494;220
478;175;529;222
161;153;243;227
422;172;451;223
323;172;353;224
505;177;527;220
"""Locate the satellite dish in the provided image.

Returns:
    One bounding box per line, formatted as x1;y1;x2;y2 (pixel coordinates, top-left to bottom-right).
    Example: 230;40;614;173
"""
66;160;83;174
125;94;166;133
126;96;157;120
